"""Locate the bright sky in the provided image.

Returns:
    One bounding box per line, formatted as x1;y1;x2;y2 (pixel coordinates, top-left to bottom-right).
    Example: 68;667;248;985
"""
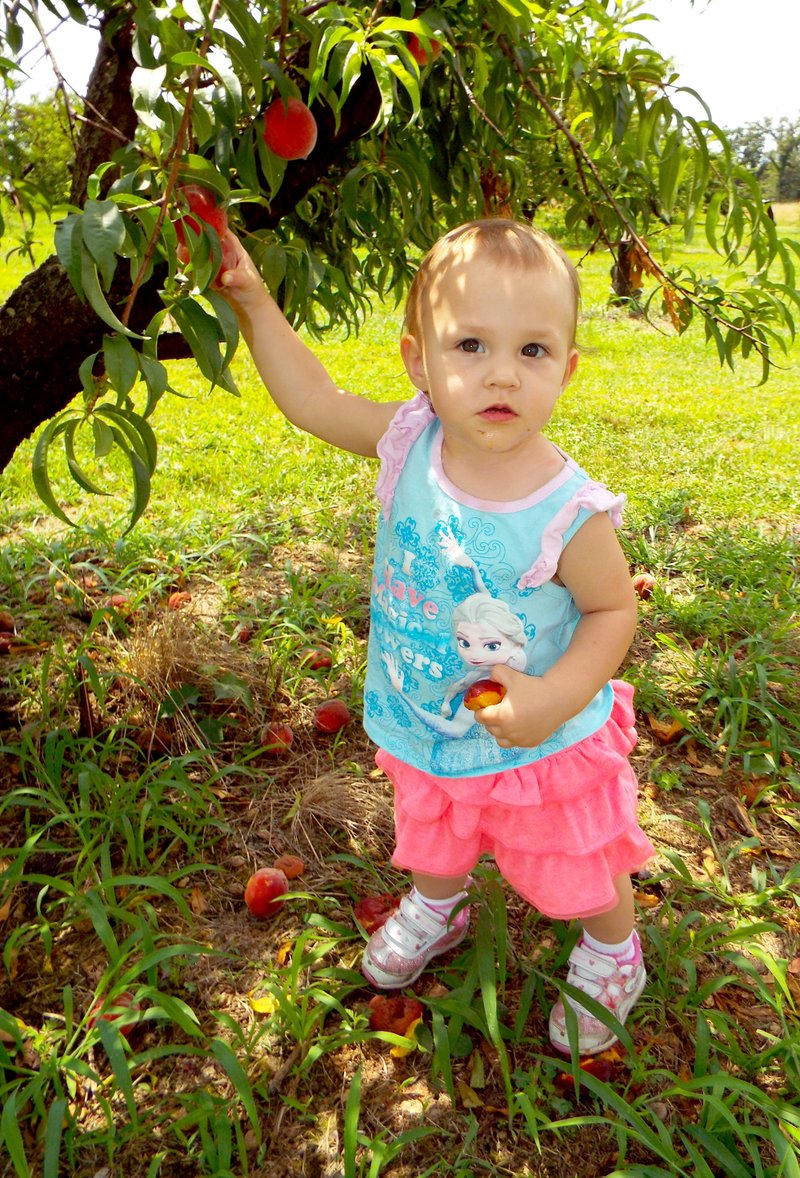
635;0;799;127
16;1;800;129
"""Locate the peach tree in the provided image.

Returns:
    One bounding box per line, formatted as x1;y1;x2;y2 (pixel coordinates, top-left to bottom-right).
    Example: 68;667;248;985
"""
1;0;796;527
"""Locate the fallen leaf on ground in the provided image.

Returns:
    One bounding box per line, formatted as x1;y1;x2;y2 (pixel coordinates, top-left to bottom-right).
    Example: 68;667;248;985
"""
647;714;685;744
249;993;279;1015
457;1079;484;1108
189;886;208;915
390;1018;423;1057
633;889;661;908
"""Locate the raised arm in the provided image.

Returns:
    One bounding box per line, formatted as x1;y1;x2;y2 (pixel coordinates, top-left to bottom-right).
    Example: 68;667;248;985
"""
217;233;402;456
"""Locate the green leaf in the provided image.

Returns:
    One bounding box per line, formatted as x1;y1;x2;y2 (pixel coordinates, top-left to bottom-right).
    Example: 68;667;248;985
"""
31;413;77;526
1;1091;30;1178
42;1097;67;1178
63;420;109;496
80;250;143;339
104;333;139;398
170;298;238;393
97;1020;139;1125
138;354;170;416
82;199;126;289
54;214;85;301
95;405;158;472
209;1038;260;1139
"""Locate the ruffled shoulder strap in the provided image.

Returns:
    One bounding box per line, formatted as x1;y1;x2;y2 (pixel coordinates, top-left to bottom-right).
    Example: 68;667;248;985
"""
517;480;626;590
374;392;436;520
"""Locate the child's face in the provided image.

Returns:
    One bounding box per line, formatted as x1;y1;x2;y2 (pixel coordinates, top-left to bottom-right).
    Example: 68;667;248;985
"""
400;252;578;466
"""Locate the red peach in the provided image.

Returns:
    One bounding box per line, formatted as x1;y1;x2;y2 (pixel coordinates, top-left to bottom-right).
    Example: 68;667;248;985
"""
313;698;351;733
407;33;442;66
463;679;506;711
174;185;233;280
0;610;16;632
167;591;192;610
368;994;423;1034
632;572;656;600
87;991;140;1038
354;893;399;933
244;867;289;917
176;184;228;238
263;96;318;160
261;721;294;755
302;647;333;671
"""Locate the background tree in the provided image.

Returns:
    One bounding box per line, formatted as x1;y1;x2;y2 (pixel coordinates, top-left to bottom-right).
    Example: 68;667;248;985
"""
726;116;800;203
1;0;797;527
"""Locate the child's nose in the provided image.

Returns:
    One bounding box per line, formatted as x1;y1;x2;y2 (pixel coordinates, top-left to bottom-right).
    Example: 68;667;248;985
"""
486;354;520;388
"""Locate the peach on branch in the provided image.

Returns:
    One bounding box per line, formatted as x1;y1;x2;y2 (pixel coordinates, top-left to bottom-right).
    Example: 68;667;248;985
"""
463;679;506;711
407;33;442;66
173;184;235;278
263;96;318;160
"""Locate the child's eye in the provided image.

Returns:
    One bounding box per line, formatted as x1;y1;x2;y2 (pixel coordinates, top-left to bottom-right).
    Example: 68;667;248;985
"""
458;338;484;353
522;343;546;358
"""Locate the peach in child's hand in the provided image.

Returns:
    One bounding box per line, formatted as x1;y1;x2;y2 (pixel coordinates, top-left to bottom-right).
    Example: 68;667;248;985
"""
463;679;506;711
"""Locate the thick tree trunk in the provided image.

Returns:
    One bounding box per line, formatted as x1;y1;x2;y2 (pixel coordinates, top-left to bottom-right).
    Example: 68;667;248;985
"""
0;27;381;473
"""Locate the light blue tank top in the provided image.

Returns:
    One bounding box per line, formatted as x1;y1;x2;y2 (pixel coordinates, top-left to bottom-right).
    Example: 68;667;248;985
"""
363;399;626;778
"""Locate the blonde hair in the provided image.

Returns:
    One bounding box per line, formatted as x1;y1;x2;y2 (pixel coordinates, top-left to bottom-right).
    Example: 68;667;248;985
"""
403;219;580;345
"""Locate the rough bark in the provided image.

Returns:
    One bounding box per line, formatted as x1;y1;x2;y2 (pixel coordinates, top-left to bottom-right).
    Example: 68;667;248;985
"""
0;29;381;473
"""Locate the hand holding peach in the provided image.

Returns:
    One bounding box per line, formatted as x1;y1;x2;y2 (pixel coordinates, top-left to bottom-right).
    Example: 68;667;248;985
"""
467;663;572;750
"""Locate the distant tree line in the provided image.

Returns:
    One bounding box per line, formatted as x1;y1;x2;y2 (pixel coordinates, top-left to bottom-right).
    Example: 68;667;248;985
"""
726;116;800;203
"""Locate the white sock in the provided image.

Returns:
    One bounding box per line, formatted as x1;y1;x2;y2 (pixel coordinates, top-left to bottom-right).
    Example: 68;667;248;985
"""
412;887;465;915
582;929;636;959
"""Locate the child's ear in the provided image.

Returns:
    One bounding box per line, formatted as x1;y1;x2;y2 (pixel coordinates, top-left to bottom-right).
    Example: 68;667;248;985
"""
400;333;427;388
561;348;579;390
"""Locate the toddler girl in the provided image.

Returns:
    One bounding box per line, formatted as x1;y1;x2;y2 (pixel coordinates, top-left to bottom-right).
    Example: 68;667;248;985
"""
219;219;654;1055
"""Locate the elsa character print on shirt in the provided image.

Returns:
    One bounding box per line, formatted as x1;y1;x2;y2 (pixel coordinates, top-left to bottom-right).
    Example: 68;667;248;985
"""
379;522;542;773
363;406;620;778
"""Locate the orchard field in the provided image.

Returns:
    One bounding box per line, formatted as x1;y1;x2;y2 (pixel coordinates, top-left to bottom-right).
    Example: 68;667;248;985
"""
0;209;799;1177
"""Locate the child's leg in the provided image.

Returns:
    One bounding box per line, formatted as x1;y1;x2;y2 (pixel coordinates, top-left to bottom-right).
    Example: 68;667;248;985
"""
361;871;472;989
581;872;635;944
549;873;646;1055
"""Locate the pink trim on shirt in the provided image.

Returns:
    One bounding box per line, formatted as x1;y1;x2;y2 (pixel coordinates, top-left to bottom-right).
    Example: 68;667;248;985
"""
375;392;435;520
429;430;576;513
517;482;626;589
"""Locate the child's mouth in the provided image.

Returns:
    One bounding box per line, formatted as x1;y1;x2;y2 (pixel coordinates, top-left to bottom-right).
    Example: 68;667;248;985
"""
479;405;517;421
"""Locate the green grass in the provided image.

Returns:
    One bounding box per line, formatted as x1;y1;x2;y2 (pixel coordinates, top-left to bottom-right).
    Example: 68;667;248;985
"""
1;222;799;1177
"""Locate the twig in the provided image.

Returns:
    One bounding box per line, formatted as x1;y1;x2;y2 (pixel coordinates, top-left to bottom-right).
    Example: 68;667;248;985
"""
26;6;79;153
120;0;222;327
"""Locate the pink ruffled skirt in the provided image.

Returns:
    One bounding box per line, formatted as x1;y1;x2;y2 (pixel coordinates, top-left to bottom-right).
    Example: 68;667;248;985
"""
376;680;654;921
